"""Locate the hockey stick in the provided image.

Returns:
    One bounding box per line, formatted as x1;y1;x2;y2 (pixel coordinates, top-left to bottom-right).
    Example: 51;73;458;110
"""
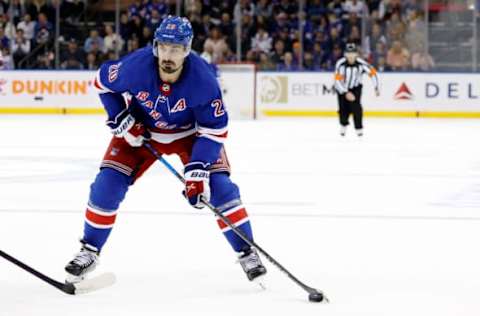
144;142;328;303
0;249;116;295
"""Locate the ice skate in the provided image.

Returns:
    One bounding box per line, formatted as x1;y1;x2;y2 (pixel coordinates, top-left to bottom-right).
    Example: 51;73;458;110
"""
65;241;100;284
356;128;363;137
238;248;267;283
340;125;347;136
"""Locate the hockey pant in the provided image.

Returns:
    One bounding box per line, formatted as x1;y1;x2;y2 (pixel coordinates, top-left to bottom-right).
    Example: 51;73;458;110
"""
82;137;254;254
338;85;363;129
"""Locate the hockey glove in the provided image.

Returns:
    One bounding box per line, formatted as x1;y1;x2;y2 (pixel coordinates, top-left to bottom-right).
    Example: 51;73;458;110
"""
108;111;149;147
183;162;210;209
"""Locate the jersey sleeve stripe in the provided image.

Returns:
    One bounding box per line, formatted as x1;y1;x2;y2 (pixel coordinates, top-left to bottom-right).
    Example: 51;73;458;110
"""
197;125;228;136
199;132;227;143
94;69;114;94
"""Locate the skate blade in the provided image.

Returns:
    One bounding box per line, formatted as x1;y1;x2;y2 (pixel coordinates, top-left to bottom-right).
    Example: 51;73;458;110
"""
65;273;85;284
252;275;267;290
73;273;116;294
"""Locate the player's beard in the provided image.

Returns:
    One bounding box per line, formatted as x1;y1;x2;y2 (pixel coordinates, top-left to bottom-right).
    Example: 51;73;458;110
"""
160;60;180;74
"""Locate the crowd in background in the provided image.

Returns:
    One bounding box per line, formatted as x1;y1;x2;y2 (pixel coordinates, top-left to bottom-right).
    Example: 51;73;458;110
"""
0;0;436;71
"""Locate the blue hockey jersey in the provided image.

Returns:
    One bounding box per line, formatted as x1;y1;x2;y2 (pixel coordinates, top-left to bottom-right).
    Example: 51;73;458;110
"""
93;46;228;164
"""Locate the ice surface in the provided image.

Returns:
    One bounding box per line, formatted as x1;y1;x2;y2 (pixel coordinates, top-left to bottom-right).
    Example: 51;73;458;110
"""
1;116;480;316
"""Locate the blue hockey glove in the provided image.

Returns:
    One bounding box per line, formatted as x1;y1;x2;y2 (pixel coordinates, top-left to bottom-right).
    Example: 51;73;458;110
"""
183;162;210;209
108;110;150;147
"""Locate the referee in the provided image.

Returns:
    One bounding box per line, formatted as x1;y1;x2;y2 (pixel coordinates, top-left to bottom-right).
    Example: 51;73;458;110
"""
334;43;380;137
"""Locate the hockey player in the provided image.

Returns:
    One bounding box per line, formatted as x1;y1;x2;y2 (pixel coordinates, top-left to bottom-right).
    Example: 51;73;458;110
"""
334;42;380;137
64;16;266;284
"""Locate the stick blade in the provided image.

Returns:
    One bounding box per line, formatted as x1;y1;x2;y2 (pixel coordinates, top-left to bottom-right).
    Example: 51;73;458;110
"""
73;273;116;294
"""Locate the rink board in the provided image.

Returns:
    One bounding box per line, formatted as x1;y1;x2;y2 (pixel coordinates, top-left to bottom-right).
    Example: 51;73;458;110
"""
1;70;480;118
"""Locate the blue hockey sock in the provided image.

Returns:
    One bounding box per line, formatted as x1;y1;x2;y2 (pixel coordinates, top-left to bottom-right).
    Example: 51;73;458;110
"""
82;168;130;251
210;173;254;253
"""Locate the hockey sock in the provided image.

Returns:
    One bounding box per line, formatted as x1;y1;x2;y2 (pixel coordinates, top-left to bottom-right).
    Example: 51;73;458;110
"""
83;168;131;251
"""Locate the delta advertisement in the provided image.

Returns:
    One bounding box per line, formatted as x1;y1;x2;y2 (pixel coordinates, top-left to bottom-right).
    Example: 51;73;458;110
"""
257;72;480;117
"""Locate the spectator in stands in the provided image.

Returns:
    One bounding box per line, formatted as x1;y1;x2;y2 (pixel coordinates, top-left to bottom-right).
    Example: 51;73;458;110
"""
9;0;25;26
258;52;275;70
61;39;85;68
139;25;153;47
255;0;274;20
271;39;285;65
327;43;344;70
129;14;145;40
119;12;132;41
62;56;83;69
274;26;292;52
344;0;366;16
0;0;7;16
203;26;228;63
346;25;361;45
11;29;30;68
127;37;139;53
328;0;345;18
0;46;14;69
411;48;434;71
26;0;55;23
34;12;52;45
104;24;124;55
88;40;104;64
200;43;213;63
219;12;234;41
312;41;328;68
327;27;344;53
274;0;298;19
292;41;302;66
371;41;387;67
277;51;297;71
85;52;99;70
0;26;9;49
84;29;104;54
251;26;272;54
32;50;53;69
303;52;319;71
363;22;387;60
146;8;161;31
0;13;16;40
234;0;255;19
405;9;426;54
17;13;35;41
386;40;410;70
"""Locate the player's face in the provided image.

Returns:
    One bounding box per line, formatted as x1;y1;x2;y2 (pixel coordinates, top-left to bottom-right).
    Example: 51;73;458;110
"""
345;52;358;64
157;42;186;74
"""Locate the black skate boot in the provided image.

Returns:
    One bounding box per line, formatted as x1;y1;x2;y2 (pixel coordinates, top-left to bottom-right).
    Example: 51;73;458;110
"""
238;248;267;281
65;240;99;283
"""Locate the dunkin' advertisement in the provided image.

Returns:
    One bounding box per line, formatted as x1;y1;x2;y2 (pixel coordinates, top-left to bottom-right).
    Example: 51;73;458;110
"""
0;71;102;110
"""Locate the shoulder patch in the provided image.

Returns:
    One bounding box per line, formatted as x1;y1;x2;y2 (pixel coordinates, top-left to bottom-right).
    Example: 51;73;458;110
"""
108;62;122;83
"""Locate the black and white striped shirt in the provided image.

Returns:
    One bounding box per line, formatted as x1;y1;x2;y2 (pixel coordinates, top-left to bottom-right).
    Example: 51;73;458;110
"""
334;57;379;94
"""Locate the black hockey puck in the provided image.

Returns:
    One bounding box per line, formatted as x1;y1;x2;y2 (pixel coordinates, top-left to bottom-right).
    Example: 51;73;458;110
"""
308;291;324;302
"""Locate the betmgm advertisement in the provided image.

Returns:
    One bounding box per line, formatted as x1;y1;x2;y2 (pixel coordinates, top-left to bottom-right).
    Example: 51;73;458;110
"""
257;72;480;118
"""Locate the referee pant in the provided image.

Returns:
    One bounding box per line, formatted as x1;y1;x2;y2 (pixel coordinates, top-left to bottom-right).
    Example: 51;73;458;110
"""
337;85;363;129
